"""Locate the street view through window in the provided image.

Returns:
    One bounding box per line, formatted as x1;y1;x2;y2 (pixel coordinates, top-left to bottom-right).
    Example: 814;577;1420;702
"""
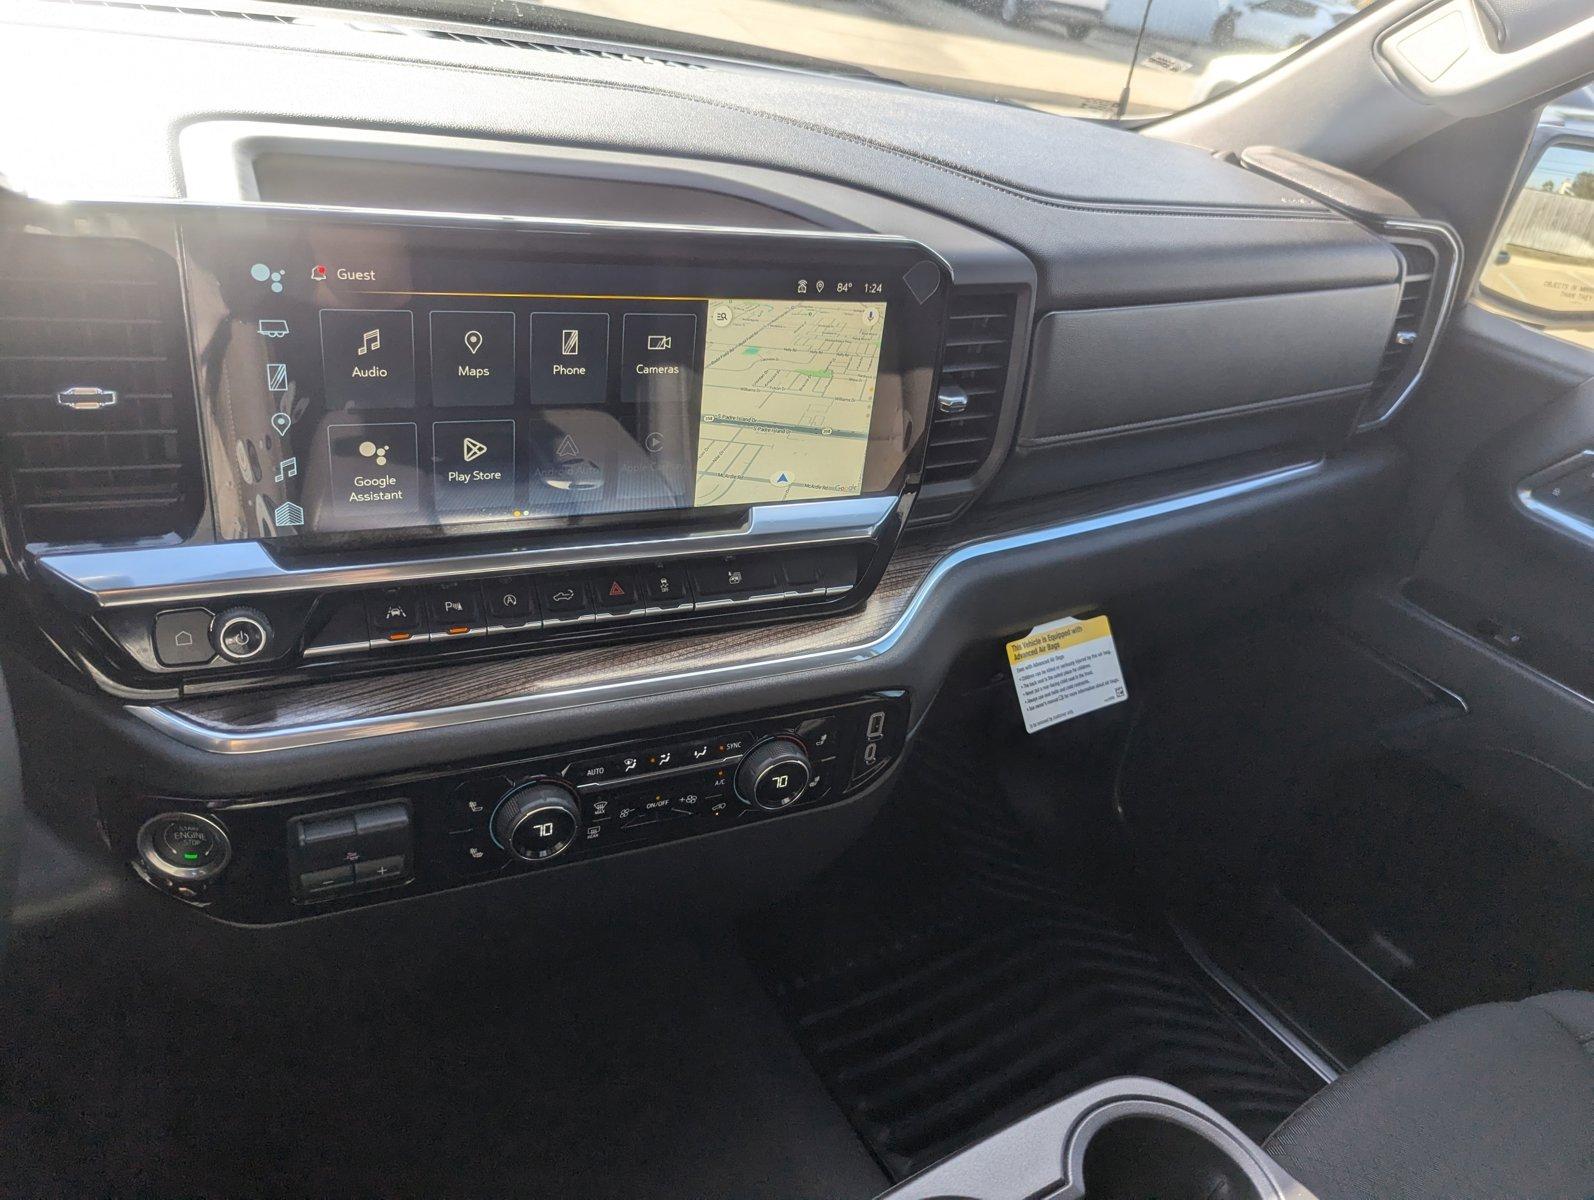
305;0;1376;120
1478;92;1594;352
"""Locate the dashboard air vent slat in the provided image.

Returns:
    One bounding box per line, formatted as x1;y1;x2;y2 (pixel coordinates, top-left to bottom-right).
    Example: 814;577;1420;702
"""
923;291;1017;486
0;234;201;547
55;1;704;69
1370;239;1440;398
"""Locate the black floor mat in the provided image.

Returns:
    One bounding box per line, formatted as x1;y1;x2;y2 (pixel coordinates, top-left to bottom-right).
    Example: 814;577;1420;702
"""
744;729;1320;1180
0;934;885;1200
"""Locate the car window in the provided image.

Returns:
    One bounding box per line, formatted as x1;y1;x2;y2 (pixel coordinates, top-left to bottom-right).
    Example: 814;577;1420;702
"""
295;0;1376;121
1478;97;1594;352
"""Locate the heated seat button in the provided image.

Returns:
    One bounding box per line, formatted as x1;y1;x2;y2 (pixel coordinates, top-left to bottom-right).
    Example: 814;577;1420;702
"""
451;831;502;875
448;778;507;830
797;717;841;756
807;758;838;801
153;609;215;667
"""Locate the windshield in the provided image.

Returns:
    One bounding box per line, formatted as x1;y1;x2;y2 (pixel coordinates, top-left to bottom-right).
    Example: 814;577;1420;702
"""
298;0;1374;121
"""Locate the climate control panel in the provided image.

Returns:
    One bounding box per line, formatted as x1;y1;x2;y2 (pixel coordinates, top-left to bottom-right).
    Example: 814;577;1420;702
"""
108;692;909;923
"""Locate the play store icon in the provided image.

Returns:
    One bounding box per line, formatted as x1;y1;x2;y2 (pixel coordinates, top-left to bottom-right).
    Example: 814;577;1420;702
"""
462;436;488;463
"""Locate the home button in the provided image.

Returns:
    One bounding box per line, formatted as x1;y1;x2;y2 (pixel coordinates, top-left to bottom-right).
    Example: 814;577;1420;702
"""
153;608;215;667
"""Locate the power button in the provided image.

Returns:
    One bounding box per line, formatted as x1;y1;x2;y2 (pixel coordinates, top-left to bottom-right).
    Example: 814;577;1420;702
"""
212;607;273;662
136;812;232;885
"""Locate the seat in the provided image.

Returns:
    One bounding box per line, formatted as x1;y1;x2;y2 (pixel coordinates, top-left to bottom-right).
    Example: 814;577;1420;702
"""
1264;990;1594;1200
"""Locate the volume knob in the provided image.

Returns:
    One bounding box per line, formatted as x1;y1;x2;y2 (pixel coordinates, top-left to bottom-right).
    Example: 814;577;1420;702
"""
734;737;812;811
491;779;581;864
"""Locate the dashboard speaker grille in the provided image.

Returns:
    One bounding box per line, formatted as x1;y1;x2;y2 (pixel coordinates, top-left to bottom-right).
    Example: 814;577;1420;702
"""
0;234;201;547
923;290;1016;486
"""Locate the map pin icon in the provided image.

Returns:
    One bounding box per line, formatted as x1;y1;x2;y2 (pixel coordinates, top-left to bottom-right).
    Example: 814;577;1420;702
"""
464;329;483;355
270;411;291;436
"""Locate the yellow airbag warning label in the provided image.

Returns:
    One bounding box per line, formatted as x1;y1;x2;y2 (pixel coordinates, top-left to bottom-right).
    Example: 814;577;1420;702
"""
1005;615;1127;734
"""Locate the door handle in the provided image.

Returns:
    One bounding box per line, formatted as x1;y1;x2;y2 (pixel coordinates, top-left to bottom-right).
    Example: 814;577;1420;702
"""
1517;450;1594;548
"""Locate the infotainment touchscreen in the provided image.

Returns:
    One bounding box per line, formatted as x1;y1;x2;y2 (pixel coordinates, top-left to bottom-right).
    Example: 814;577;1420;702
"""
177;209;947;543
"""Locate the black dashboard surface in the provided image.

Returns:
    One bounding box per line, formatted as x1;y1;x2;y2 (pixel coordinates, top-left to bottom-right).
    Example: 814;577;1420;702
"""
0;2;1398;308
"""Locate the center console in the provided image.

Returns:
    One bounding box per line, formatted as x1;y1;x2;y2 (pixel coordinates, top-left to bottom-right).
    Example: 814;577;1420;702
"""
876;1077;1317;1200
0;194;955;923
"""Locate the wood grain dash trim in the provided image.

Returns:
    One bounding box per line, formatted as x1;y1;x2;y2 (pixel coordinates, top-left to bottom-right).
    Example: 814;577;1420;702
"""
165;532;956;734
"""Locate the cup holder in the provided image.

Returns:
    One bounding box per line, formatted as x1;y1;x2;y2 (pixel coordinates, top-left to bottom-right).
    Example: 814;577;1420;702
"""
871;1081;1300;1200
1078;1114;1264;1200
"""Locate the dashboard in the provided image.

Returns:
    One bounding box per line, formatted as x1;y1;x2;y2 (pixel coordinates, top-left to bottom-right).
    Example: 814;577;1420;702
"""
0;0;1456;936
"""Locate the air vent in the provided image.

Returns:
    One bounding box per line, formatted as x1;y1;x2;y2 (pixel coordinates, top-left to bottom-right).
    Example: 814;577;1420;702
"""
56;1;704;69
0;234;201;547
923;290;1017;486
1358;232;1454;430
422;29;704;69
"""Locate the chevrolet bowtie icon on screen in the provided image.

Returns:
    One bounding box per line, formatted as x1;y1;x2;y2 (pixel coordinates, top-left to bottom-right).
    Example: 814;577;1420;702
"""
462;437;488;463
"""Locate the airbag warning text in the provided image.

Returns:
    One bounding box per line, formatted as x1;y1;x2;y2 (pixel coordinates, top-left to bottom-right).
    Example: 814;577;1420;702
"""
1005;615;1127;734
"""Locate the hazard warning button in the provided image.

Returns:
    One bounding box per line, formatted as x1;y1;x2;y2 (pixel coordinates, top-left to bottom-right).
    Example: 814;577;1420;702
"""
593;571;641;609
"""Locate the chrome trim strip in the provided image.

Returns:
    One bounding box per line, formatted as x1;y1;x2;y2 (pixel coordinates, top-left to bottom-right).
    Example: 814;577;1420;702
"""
1516;449;1594;552
1169;922;1339;1084
1519;491;1594;548
30;192;928;249
1355;218;1463;432
36;496;897;607
128;460;1323;754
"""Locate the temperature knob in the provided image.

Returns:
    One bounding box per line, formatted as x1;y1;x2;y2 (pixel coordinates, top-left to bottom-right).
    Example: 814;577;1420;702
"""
734;737;812;811
491;779;581;864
